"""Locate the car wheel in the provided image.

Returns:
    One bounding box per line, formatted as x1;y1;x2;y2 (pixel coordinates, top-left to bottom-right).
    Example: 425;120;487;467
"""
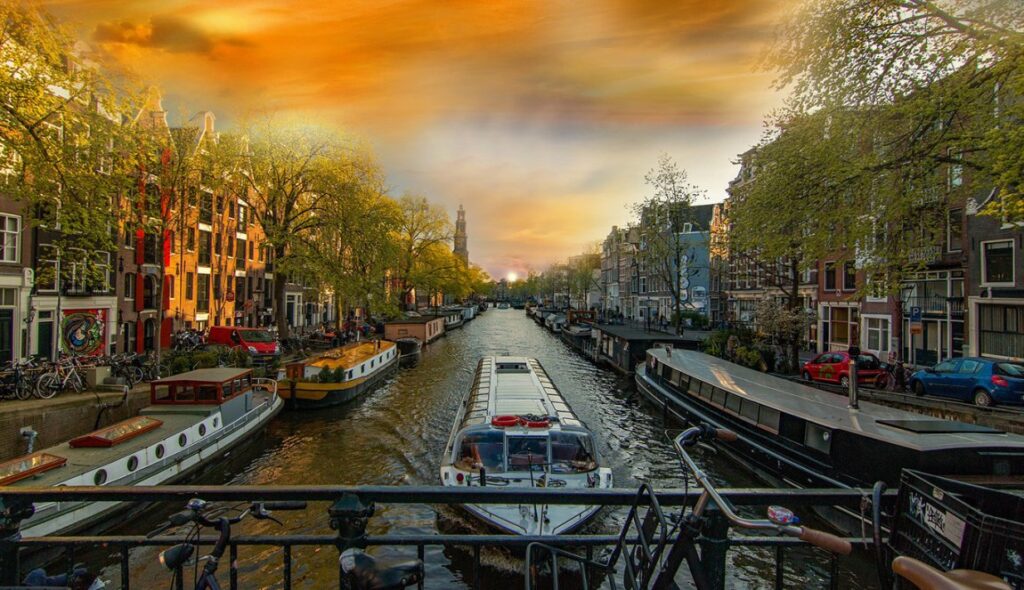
973;389;993;408
913;381;926;396
802;371;812;381
839;375;850;389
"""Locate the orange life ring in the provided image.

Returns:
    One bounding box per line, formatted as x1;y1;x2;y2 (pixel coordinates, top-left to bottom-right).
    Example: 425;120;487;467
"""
491;415;520;428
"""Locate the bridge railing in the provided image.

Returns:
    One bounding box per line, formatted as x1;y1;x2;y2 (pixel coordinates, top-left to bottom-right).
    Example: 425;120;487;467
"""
0;485;891;590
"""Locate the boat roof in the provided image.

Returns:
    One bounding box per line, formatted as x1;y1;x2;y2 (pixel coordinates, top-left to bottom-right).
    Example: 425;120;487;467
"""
649;348;1024;452
461;356;584;429
155;368;252;384
307;341;395;370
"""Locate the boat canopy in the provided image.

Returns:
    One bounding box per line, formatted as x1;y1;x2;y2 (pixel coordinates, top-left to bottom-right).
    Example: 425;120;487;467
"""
151;368;255;405
454;425;598;474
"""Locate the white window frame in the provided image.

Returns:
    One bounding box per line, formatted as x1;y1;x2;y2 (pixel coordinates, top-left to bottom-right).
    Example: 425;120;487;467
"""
0;213;20;263
980;239;1015;288
862;315;890;356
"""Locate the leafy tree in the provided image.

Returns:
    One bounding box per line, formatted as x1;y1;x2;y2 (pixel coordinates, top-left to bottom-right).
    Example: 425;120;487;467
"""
768;0;1024;218
632;154;705;334
393;194;452;309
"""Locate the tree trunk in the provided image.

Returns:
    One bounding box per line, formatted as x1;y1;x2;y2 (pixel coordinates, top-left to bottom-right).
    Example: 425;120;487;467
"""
787;258;801;374
274;244;288;339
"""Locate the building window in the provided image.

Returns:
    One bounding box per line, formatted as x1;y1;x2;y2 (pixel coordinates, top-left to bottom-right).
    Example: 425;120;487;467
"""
824;262;836;291
200;192;213;223
0;214;19;263
124;273;135;300
36;244;58;292
237;238;246;263
947;209;963;252
238;204;248;227
249;240;254;260
124;226;135;249
228;200;235;218
186;272;194;300
168;230;175;255
199;231;211;265
168;275;175;299
214;233;221;256
949;150;963;189
187;228;195;251
122;321;136;353
213;274;221;300
197;274;210;312
978;304;1024;359
227;236;234;257
982;240;1014;286
843;262;856;291
865;317;890;355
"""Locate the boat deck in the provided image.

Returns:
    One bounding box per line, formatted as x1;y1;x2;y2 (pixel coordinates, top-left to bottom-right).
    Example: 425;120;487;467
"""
650;349;1024;452
309;341;396;370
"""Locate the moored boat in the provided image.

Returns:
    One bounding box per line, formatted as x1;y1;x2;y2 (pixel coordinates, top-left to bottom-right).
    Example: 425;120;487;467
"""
636;348;1024;530
395;337;423;358
279;340;399;409
440;356;613;536
5;369;282;538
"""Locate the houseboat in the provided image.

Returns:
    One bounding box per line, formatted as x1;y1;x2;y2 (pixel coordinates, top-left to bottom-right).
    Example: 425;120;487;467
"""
385;314;445;345
636;348;1024;528
279;340;399;409
3;369;282;538
440;356;613;536
441;309;465;330
394;337;423;358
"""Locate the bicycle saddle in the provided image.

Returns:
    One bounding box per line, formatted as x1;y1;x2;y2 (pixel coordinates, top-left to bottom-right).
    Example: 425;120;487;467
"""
340;548;424;590
893;556;1011;590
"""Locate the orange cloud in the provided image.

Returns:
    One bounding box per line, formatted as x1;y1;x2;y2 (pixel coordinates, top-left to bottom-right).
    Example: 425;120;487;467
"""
45;0;795;276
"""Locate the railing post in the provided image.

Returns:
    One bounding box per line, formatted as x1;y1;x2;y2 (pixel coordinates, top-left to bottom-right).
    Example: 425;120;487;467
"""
329;493;374;590
698;507;730;590
0;496;34;586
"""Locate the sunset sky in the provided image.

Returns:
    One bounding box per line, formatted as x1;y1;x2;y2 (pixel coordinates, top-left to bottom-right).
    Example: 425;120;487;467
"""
45;0;794;279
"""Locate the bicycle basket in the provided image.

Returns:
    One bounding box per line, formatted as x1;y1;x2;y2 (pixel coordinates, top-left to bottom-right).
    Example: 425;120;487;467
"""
890;469;1024;589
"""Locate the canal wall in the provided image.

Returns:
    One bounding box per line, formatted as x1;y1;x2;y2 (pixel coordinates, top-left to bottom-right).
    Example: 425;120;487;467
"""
0;389;150;462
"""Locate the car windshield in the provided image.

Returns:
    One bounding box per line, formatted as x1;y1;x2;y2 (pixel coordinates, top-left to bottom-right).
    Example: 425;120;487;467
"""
996;363;1024;378
507;436;547;471
456;430;504;472
240;330;274;343
550;431;598;474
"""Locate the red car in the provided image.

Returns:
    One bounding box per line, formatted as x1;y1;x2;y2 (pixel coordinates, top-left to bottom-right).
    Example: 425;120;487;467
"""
802;351;884;388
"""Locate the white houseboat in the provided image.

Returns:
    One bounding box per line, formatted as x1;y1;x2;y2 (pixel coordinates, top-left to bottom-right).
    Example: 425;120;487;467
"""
440;356;613;536
3;368;282;538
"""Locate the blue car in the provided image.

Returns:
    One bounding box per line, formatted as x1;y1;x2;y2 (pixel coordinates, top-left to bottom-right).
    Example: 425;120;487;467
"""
910;357;1024;407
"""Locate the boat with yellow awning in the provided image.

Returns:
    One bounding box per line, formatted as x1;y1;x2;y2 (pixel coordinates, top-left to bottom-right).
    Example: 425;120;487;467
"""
278;339;400;409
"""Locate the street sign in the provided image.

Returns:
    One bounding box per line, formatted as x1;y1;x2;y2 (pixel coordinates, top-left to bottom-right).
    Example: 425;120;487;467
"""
909;306;922;322
910;323;923;336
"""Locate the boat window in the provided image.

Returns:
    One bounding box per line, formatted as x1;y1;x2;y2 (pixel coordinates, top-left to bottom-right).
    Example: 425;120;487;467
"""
197;385;218;402
176;385;196;402
507;436;548;471
672;370;688;388
153;385;171;402
223;381;235;399
456;430;505;472
660;364;672;379
725;393;742;414
711;386;727;406
803;423;832;455
740;399;759;422
550;432;597;473
758;407;781;432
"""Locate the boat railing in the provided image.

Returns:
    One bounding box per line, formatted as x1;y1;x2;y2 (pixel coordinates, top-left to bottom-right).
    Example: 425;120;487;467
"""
0;484;891;590
251;377;278;396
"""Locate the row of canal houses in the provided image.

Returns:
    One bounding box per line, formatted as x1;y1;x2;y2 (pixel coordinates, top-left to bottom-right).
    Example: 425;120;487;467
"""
591;159;1022;366
0;92;336;363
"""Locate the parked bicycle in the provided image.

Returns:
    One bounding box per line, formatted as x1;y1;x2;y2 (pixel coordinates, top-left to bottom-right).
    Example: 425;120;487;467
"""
107;353;144;388
173;329;206;353
35;354;86;399
877;360;912;392
0;358;39;401
150;498;307;590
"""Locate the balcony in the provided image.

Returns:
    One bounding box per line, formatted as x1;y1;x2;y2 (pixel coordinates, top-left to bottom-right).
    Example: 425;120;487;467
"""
903;296;964;319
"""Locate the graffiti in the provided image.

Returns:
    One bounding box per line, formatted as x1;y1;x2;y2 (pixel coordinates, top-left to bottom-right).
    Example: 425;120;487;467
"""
62;309;107;356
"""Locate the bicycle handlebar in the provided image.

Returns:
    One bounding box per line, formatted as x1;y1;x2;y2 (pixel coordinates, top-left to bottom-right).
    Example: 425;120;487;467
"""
673;424;852;556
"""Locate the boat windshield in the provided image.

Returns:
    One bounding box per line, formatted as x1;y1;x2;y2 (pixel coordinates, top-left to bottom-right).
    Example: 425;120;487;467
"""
507;436;548;471
550;431;598;473
456;430;505;472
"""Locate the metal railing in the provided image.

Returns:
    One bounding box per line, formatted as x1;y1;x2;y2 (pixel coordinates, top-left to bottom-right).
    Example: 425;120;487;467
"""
0;485;887;590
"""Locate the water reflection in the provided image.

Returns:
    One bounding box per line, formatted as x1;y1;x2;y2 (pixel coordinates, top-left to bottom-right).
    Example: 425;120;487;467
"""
98;309;877;588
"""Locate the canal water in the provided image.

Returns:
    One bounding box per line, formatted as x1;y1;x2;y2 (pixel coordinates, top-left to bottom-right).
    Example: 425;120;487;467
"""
101;309;879;589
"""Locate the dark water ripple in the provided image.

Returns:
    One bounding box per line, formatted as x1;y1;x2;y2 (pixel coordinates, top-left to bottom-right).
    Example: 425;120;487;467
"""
99;310;879;589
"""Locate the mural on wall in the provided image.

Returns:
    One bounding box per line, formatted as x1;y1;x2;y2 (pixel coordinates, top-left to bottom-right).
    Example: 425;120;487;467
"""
62;309;107;356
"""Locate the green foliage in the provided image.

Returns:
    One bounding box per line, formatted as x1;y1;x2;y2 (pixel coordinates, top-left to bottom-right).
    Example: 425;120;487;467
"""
734;346;766;372
676;310;708;330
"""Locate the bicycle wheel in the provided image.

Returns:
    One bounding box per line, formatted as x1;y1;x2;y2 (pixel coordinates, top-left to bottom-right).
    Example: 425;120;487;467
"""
15;379;32;400
36;373;61;399
127;366;143;387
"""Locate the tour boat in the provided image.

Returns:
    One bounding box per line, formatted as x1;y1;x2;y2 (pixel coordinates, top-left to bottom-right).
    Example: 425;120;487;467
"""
3;369;282;538
636;348;1024;530
440;356;613;536
279;340;399;409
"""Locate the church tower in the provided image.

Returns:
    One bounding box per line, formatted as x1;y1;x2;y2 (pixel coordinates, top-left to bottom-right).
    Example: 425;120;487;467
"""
454;205;469;263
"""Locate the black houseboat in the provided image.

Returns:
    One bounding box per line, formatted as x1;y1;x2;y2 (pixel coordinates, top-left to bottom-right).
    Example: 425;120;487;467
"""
637;349;1024;527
